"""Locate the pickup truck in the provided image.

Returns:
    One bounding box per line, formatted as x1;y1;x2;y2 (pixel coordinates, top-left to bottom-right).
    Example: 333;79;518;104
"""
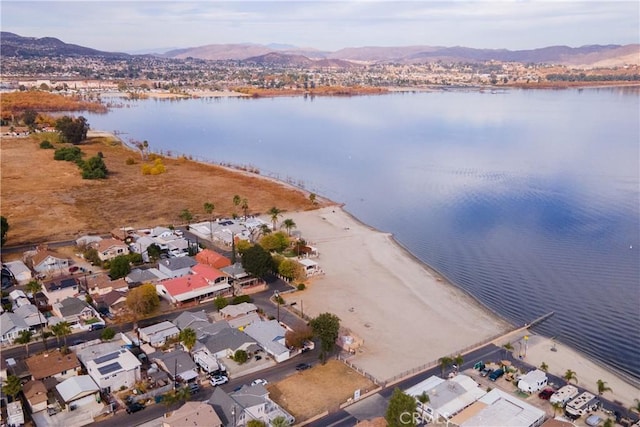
489;368;505;381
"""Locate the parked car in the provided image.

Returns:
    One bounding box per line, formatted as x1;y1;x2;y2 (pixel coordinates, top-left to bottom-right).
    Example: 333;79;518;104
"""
188;383;200;393
538;388;554;400
296;363;312;371
210;375;229;386
251;379;268;386
89;323;105;331
480;367;493;377
255;355;262;361
126;402;145;414
488;368;505;381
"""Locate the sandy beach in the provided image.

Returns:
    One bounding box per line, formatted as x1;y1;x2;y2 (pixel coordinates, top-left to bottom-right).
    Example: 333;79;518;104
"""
278;206;511;382
505;333;640;407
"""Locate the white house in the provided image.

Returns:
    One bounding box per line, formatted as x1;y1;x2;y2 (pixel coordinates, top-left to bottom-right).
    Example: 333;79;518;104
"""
208;384;295;427
243;319;290;362
55;375;100;410
454;388;545;427
0;312;30;343
157;257;197;279
85;348;142;393
138;321;180;347
42;277;79;304
30;249;69;275
517;369;548;393
95;238;130;262
4;260;32;283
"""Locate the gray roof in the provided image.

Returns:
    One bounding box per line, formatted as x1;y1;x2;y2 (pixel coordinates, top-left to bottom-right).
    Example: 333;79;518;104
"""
0;312;29;337
14;304;45;327
127;268;166;284
58;297;90;317
220;263;248;279
153;350;197;375
200;327;255;354
243;320;288;356
207;387;234;425
172;310;209;330
159;257;197;271
56;375;98;403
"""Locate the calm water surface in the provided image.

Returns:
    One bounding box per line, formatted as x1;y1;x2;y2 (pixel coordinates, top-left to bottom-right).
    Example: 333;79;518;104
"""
86;88;640;381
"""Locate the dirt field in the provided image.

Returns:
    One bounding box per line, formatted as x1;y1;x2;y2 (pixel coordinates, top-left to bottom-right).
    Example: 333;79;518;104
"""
267;360;376;422
1;133;326;246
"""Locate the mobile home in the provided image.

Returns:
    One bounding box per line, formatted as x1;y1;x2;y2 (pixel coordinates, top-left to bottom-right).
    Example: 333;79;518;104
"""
565;391;600;419
550;384;579;405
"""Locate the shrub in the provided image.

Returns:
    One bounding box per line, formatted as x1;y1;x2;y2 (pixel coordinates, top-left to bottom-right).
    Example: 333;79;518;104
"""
54;146;83;162
142;158;166;175
101;328;116;341
40;140;54;149
233;349;248;364
125;157;136;165
214;296;229;310
81;155;108;179
231;295;252;305
297;283;306;291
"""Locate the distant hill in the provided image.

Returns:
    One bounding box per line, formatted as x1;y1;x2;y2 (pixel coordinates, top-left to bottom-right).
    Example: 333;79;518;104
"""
0;32;129;58
1;32;637;67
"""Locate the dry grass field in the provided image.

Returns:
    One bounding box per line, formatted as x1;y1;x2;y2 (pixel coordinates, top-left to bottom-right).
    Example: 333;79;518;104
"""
266;360;377;422
1;132;325;246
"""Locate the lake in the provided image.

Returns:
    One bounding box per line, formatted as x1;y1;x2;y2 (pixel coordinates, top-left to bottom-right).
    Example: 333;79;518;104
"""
85;87;640;381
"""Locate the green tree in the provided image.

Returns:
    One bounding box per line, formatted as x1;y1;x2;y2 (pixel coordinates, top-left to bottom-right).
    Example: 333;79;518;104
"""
278;258;305;281
563;369;578;384
309;193;317;205
214;296;229;310
109;255;131;279
180;328;197;352
22;109;38;130
270;415;289;427
54;146;83;162
83;247;101;265
247;421;266;427
204;202;215;238
233;349;248;364
551;401;563;416
386;388;417;427
128;252;143;265
281;218;297;236
81;155;108;179
101;327;116;341
242;244;274;278
179;208;193;224
309;312;340;363
3;375;21;401
26;280;47;348
1;216;9;246
417;391;430;422
268;207;283;230
147;243;162;262
453;354;463;370
259;231;289;252
55;115;89;144
540;362;549;372
439;356;453;376
51;321;71;347
15;329;34;356
596;379;612;395
126;283;160;317
233;194;241;215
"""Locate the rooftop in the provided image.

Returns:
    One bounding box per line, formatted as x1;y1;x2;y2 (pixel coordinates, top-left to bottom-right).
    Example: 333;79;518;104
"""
26;349;80;380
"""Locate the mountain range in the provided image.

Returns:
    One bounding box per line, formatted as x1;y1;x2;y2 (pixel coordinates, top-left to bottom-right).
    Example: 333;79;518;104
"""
2;32;638;68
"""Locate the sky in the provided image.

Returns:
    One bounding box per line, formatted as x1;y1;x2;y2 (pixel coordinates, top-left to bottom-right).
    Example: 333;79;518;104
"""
1;1;639;54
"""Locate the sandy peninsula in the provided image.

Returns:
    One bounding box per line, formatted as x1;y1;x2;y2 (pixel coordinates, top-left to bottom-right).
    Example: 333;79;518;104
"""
279;207;511;383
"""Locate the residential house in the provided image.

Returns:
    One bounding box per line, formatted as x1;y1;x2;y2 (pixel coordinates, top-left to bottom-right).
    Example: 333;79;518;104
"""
172;310;210;331
227;312;262;329
517;369;548;393
405;375;486;423
85;274;128;296
23;380;48;413
138;321;180;347
208;384;295;427
156;264;231;305
55;375;100;410
452;388;546;427
26;349;80;382
220;302;258;319
14;304;47;329
52;297;101;328
298;258;322;276
163;401;223;427
110;227;133;241
0;312;30;343
95;290;127;316
42;277;79;304
4;260;32;283
152;350;199;383
126;267;168;286
30;249;69;275
157;257;197;279
221;263;262;291
244;319;290;362
9;289;29;309
195;249;231;269
85;348;142;393
95;238;129;262
195;326;256;360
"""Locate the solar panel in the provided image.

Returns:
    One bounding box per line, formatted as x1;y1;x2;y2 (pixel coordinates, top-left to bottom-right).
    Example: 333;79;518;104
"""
94;351;120;365
98;362;122;376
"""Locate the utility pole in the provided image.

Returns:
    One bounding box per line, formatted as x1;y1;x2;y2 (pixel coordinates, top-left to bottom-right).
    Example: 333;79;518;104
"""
275;291;280;323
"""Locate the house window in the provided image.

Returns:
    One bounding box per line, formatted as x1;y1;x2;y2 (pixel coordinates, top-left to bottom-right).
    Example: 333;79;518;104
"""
61;370;67;375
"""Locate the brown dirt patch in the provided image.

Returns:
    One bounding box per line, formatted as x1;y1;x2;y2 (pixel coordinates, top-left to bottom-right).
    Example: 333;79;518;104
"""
1;133;330;246
266;359;376;423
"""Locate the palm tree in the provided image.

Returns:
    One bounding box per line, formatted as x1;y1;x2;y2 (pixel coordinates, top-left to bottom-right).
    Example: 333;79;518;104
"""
551;401;563;417
16;330;33;356
282;218;297;236
596;379;612;395
204;202;215;238
3;375;21;402
439;356;453;376
179;328;197;352
417;391;430;422
233;195;241;215
260;223;271;236
26;279;48;349
268;207;283;231
540;362;549;372
241;198;249;219
563;369;578;384
453;354;463;372
51;321;71;347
